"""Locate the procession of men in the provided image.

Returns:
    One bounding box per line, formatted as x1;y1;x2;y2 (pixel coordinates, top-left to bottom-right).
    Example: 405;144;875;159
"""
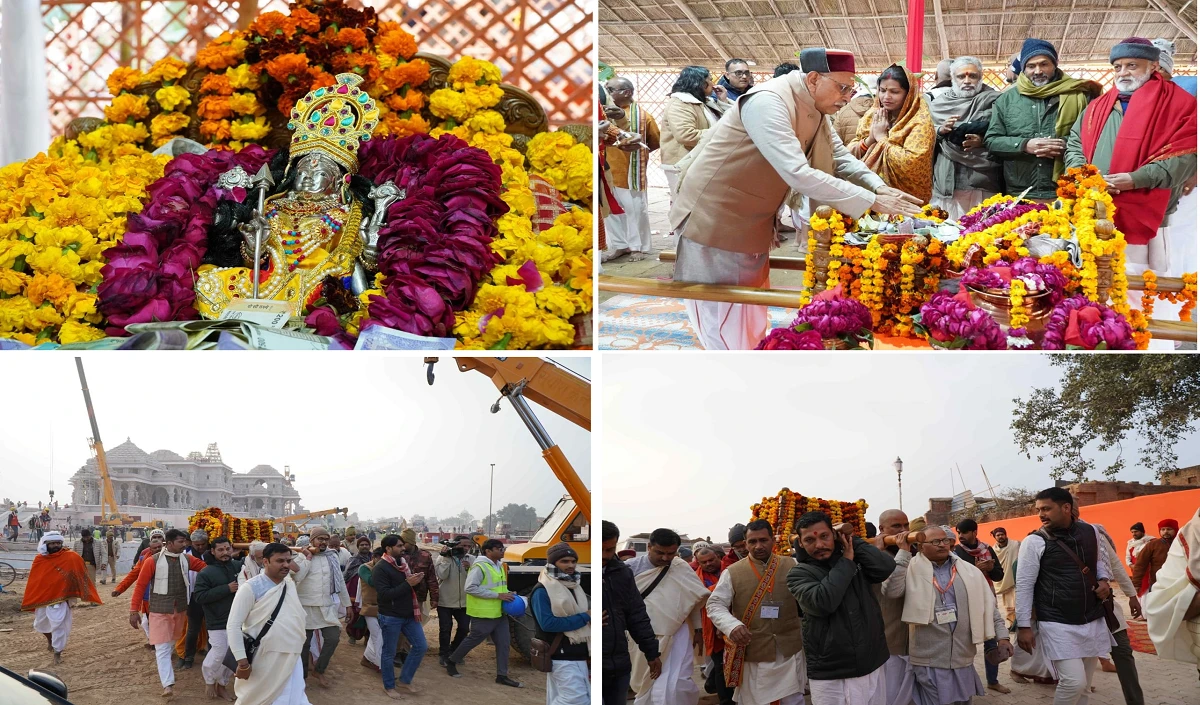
611;487;1198;705
12;526;551;704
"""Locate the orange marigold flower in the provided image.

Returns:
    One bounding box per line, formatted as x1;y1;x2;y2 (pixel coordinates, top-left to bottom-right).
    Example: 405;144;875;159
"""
196;32;247;71
333;53;380;84
386;91;425;112
197;95;233;120
265;53;310;84
200;73;234;96
335;27;368;50
248;12;297;40
378;112;429;139
384;60;430;89
106;67;143;96
308;68;337;89
291;7;321;33
199;119;233;142
376;29;418;60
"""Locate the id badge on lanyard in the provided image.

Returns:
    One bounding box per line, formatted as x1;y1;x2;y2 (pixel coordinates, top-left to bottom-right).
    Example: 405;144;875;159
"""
760;600;781;619
935;607;957;624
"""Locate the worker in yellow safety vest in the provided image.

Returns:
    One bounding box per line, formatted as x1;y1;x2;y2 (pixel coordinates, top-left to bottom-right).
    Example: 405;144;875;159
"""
443;538;523;688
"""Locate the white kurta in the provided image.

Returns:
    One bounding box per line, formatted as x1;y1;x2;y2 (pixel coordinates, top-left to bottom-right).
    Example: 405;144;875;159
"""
606;187;653;254
1143;537;1200;663
1015;530;1116;661
292;552;349;629
676;90;884;351
1165;189;1196;279
705;568;808;705
33;601;71;652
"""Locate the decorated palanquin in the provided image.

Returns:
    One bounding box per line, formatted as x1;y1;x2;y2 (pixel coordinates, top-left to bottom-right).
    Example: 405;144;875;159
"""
756;165;1196;351
750;488;869;556
189;506;274;544
0;0;592;350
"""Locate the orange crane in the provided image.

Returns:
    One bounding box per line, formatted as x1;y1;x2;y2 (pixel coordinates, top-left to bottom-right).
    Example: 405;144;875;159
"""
425;357;590;657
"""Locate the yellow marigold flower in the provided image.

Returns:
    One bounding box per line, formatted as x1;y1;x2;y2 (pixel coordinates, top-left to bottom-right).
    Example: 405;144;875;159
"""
228;92;264;116
146;56;189;84
155;85;192;112
0;268;30;296
106;67;144;96
150;112;191;145
462;84;504;111
535;285;579;318
58;319;106;344
526;132;575;172
230;117;272;141
225;63;261;91
0;239;37;270
103;93;151;125
26;246;83;282
428;89;471;123
447;57;502;89
465;110;507;135
0;297;36;333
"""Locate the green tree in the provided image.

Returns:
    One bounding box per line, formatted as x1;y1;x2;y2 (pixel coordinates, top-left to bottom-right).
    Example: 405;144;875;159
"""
1011;355;1200;482
495;503;540;532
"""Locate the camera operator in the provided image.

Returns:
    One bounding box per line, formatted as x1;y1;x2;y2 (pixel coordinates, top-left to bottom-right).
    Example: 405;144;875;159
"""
433;535;476;666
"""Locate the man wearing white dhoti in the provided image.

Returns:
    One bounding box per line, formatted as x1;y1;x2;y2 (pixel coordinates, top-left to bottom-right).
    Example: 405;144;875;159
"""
706;520;807;705
874;509;917;705
228;542;311;705
291;526;350;686
21;531;101;664
668;47;920;350
603;76;660;263
626;528;710;705
787;511;896;705
1015;488;1117;705
195;536;245;701
893;526;1012;705
1143;506;1200;671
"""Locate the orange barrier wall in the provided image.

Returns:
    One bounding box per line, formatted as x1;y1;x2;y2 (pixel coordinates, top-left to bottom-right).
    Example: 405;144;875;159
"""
976;488;1200;575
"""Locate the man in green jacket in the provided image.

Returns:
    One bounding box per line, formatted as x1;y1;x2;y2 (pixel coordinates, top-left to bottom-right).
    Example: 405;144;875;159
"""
1066;37;1197;277
985;38;1102;199
193;536;243;701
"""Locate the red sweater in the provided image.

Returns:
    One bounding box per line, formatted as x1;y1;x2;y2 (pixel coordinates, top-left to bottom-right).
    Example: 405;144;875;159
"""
131;551;208;612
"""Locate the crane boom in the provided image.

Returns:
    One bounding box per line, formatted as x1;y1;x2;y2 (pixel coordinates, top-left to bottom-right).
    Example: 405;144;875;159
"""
75;358;123;524
424;357;590;523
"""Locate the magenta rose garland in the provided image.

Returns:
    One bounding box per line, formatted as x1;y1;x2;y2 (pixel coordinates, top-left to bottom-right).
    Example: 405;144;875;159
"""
959;199;1046;234
98;145;273;334
914;289;1008;350
1042;295;1136;350
755;327;824;350
353;134;507;338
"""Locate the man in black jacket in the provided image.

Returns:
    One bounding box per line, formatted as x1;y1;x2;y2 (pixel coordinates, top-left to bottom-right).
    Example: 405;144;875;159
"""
193;536;243;701
373;534;428;699
601;520;661;705
787;510;895;704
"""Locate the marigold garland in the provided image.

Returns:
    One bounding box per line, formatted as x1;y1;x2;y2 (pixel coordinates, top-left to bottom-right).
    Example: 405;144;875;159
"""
750;489;868;553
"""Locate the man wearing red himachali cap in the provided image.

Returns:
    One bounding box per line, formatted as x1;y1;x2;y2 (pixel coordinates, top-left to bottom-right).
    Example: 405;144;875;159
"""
1133;517;1180;596
667;47;923;350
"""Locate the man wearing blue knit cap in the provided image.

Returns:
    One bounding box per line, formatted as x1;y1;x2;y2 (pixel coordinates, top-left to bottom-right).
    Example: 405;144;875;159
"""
984;38;1102;200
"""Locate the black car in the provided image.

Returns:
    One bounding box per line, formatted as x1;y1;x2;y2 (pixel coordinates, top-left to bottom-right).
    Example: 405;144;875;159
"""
0;664;72;705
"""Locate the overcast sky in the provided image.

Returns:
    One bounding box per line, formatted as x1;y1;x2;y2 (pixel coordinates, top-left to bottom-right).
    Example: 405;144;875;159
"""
600;354;1200;542
0;355;589;522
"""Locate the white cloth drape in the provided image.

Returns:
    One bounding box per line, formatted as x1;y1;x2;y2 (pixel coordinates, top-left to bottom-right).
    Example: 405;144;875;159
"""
0;0;50;166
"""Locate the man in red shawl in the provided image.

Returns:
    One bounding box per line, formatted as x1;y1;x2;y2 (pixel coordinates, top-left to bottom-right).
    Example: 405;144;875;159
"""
1065;37;1197;277
21;530;102;663
694;545;734;705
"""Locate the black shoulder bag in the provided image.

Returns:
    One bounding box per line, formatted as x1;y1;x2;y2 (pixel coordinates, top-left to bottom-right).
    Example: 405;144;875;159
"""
222;584;289;673
1037;530;1120;632
639;565;670;599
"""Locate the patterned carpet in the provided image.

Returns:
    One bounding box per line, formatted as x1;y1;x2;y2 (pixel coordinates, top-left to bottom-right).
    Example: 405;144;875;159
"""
597;294;793;350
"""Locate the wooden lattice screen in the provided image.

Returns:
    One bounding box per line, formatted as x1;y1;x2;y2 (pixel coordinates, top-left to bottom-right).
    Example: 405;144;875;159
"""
617;65;1197;189
39;0;592;135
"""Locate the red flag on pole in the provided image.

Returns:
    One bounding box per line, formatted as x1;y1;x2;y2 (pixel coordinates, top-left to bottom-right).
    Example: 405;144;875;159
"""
906;0;925;73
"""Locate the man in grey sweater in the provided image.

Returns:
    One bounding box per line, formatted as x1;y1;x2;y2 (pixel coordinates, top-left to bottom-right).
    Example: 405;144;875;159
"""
885;525;1012;705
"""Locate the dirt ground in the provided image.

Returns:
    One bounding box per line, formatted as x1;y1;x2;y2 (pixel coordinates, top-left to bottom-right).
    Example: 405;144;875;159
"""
0;575;550;705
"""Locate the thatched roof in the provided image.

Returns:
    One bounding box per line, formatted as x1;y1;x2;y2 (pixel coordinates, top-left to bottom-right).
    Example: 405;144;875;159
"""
599;0;1197;70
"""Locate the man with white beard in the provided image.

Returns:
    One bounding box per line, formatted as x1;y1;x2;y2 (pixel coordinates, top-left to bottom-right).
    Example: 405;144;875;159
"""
1065;37;1197;279
928;57;1004;219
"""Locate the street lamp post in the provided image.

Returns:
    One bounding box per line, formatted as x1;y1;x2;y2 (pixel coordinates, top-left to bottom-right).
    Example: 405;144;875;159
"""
893;457;904;512
489;463;495;536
